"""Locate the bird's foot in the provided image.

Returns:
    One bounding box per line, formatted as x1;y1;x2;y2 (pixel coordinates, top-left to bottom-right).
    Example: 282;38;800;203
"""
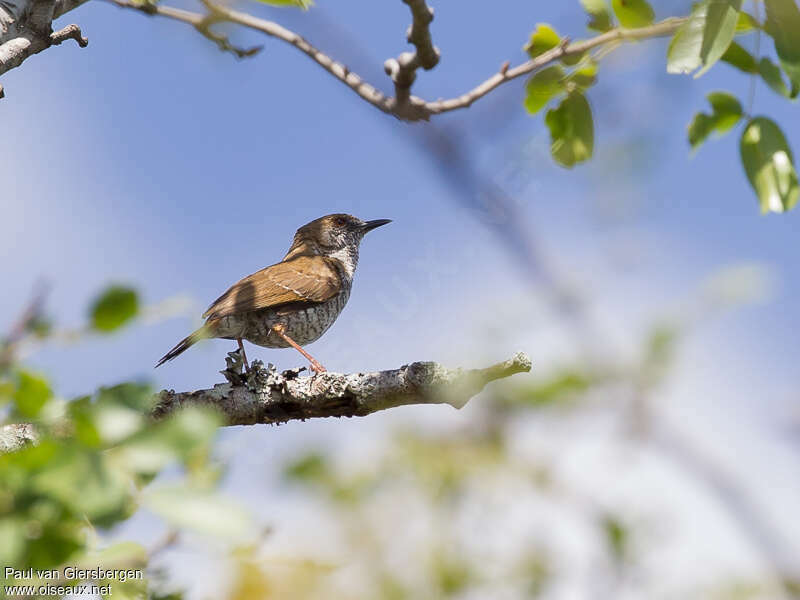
309;360;327;374
237;339;250;374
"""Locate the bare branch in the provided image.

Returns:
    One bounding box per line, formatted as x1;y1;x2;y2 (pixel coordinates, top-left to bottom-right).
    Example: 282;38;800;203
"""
384;0;439;106
0;282;49;368
108;0;401;113
153;353;531;426
424;18;686;115
0;0;87;83
194;14;261;59
404;0;438;70
50;22;86;45
104;0;686;122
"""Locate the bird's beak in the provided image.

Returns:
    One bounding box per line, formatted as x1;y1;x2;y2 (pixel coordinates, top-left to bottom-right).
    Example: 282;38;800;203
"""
361;219;392;232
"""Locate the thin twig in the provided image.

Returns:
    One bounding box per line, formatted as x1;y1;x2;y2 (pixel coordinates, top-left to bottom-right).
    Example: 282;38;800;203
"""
106;0;686;122
1;282;49;368
424;17;686;116
50;22;88;46
746;0;762;117
384;0;439;106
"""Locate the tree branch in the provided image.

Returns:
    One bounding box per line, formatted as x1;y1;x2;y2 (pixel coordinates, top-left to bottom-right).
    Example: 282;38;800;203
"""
105;0;686;121
424;17;686;116
155;352;531;426
0;423;38;452
384;0;439;108
0;0;87;84
0;353;531;453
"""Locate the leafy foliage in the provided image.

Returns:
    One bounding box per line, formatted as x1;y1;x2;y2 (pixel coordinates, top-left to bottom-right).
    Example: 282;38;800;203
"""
764;0;800;87
611;0;654;28
524;65;567;114
524;24;561;59
545;92;595;167
740;117;800;213
0;287;246;596
521;1;799;211
0;374;227;579
580;0;614;32
721;42;799;98
12;370;52;419
89;285;139;333
667;0;741;77
687;91;743;151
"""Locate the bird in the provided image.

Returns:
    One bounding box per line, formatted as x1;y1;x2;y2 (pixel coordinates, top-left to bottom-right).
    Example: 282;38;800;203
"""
156;213;391;373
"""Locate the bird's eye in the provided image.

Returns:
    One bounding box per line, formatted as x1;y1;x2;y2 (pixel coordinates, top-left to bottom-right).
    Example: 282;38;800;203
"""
333;216;347;227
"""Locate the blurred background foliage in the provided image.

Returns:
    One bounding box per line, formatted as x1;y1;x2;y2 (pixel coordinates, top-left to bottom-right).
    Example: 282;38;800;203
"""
1;267;796;599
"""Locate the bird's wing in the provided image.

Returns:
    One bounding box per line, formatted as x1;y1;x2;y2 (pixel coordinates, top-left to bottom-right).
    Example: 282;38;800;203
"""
202;255;341;321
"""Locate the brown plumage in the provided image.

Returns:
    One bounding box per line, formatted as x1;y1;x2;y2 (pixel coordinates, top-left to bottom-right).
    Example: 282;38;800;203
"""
201;255;341;322
156;214;391;372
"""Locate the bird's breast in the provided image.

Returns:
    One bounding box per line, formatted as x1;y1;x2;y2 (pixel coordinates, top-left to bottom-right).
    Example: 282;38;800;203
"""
240;287;351;348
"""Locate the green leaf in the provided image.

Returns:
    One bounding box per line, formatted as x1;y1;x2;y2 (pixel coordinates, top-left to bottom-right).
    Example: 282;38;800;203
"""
68;383;155;448
283;452;330;483
33;446;133;526
545;92;594;167
89;286;139;333
523;370;592;406
735;11;759;32
764;0;800;86
707;91;743;131
758;57;793;97
721;41;757;73
688;113;716;149
721;44;797;97
113;407;221;475
561;50;588;67
571;60;599;89
697;0;742;76
524;65;566;114
602;515;629;562
667;3;708;74
13;371;52;418
667;0;742;77
611;0;654;28
76;541;148;570
524;24;561;59
740;117;800;213
0;519;27;566
143;484;250;540
581;0;614;31
688;91;743;151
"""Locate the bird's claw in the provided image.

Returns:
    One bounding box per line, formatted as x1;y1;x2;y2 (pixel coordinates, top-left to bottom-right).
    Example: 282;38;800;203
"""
309;361;327;374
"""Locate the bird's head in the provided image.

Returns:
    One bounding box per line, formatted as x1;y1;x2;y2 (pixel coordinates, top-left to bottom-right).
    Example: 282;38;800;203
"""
290;214;391;255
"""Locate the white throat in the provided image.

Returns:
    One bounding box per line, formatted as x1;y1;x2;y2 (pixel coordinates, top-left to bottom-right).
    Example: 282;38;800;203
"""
328;245;359;280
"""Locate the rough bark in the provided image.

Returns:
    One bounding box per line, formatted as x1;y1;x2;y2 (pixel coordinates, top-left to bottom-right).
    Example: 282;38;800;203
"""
0;0;88;93
0;422;38;452
0;353;531;453
154;352;531;425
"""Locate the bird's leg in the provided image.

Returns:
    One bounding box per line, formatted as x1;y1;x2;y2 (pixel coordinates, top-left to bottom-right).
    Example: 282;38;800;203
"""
270;325;327;373
237;338;250;374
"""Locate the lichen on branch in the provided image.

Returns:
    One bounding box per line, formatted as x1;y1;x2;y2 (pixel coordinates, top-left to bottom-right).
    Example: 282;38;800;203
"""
154;352;532;426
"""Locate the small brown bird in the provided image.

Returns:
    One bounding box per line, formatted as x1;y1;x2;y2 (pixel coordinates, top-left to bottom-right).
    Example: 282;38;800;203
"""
156;214;391;373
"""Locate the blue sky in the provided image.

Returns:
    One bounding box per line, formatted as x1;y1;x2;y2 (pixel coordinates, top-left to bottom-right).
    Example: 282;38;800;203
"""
2;0;800;594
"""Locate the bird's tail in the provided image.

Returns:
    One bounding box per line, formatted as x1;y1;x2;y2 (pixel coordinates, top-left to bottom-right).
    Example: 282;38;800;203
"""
155;325;212;368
